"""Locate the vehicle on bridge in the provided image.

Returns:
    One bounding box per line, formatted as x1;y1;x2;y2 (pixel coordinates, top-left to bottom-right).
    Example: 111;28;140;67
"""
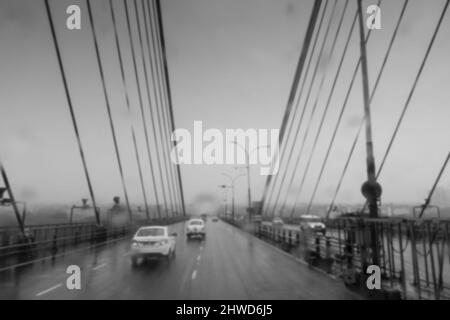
212;216;219;222
130;226;177;267
252;215;262;223
299;214;326;235
201;213;208;222
272;217;284;227
186;218;206;240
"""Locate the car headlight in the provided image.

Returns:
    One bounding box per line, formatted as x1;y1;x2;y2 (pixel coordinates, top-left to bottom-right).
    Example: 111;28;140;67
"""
132;241;142;247
159;240;169;245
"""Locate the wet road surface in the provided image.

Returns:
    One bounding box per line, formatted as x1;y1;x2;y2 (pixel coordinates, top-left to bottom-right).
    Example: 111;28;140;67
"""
0;220;361;299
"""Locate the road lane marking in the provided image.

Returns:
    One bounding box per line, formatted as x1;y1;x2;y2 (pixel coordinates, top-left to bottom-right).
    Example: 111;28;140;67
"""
200;246;204;251
191;270;197;280
197;255;201;263
93;263;107;271
36;283;63;297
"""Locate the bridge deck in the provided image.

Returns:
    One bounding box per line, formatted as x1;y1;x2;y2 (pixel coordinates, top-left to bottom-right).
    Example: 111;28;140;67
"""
0;220;360;300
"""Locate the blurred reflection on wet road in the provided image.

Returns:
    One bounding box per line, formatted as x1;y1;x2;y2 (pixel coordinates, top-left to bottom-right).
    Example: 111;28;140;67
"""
0;220;360;299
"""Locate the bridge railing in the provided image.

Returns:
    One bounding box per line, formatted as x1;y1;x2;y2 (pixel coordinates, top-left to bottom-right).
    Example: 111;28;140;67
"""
0;216;188;272
249;217;450;300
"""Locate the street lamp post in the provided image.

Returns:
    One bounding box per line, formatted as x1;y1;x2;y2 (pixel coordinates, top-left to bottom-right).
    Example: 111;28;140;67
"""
231;141;271;221
220;187;229;217
221;172;245;221
218;185;231;218
232;142;252;217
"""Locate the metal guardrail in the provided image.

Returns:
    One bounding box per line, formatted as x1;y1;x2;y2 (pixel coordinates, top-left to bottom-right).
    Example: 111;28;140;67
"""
321;218;450;300
0;216;188;272
224;217;450;300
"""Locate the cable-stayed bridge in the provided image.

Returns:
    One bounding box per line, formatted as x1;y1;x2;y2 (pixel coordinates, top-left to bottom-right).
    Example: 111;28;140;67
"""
0;0;449;300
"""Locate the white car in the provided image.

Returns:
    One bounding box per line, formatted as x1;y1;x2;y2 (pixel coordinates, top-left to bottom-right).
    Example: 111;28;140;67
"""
272;217;284;227
130;226;176;266
186;218;206;240
299;215;326;234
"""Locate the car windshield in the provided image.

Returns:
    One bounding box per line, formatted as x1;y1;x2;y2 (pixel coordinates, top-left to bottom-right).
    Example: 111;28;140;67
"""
189;220;203;225
136;228;165;237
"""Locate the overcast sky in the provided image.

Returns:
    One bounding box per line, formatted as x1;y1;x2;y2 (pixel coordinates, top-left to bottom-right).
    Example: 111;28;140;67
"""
0;0;449;214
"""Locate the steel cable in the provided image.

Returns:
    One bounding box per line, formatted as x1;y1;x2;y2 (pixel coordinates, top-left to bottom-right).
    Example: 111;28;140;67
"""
43;0;101;226
354;0;447;216
269;0;338;218
148;0;184;216
109;0;151;220
123;0;164;218
141;0;179;216
257;0;323;218
263;0;328;217
376;0;449;180
154;0;187;216
86;0;133;222
132;0;173;216
281;0;351;218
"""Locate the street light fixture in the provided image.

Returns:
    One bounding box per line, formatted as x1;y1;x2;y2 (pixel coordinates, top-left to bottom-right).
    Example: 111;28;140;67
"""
0;188;27;226
69;198;100;224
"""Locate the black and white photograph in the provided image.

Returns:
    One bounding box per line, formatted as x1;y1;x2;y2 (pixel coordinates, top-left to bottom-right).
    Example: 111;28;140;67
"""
0;0;449;304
